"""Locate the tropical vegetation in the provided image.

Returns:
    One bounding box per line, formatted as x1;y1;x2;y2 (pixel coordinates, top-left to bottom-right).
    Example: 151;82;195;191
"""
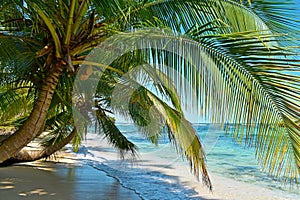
0;0;299;190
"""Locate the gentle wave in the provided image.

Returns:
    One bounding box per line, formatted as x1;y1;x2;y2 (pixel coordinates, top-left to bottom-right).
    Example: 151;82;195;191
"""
75;123;299;199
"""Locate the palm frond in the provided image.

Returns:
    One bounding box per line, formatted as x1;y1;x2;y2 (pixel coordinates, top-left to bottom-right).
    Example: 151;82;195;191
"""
95;60;212;187
127;0;270;35
0;86;33;124
147;88;212;189
85;28;299;183
95;108;138;158
249;0;300;37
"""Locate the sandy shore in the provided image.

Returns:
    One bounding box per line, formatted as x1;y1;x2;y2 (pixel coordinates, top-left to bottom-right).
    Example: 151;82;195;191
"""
0;133;299;200
77;133;299;200
0;158;141;200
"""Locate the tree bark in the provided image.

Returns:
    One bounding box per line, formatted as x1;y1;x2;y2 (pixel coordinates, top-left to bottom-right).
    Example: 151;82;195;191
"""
0;62;64;163
0;128;77;166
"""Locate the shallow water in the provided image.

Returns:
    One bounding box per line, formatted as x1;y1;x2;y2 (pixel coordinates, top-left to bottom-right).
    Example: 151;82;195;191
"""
78;123;300;200
114;123;299;195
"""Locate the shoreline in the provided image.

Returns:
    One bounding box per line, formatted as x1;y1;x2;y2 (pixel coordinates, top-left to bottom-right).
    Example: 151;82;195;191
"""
1;133;299;200
75;133;299;200
80;156;299;200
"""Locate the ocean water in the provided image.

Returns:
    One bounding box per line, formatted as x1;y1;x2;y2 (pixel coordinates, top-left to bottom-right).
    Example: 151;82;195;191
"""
79;123;299;200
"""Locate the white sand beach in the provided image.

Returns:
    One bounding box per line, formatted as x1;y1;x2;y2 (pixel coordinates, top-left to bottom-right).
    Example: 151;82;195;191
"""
0;159;141;200
0;133;299;200
75;133;300;200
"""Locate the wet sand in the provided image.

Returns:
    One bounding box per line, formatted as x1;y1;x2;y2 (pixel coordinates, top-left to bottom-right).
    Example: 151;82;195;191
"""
77;133;300;200
0;161;141;200
0;133;299;200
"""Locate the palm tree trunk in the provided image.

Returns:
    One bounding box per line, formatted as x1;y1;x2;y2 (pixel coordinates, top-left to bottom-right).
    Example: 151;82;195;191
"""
0;62;64;163
0;128;77;166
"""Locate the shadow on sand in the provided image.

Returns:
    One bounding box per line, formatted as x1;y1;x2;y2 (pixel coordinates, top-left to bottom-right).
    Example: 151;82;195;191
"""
79;146;222;200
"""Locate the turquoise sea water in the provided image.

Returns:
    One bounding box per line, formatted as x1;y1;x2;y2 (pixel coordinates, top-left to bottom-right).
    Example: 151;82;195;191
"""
79;123;300;199
112;123;299;195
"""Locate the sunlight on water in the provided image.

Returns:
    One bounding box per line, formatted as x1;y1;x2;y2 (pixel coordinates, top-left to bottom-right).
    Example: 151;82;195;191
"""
115;123;299;194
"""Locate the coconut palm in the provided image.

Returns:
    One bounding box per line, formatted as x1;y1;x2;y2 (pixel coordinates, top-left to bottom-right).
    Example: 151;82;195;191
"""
0;0;299;189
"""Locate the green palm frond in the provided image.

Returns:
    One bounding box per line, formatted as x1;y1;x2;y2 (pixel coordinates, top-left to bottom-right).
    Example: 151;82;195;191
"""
91;28;299;183
42;124;73;148
0;37;42;89
147;88;212;189
250;0;300;36
0;0;29;33
95;107;138;158
0;86;33;124
96;61;212;187
128;0;269;34
160;31;300;181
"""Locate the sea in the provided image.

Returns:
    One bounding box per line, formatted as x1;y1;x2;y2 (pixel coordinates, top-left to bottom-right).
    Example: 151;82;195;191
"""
75;123;299;200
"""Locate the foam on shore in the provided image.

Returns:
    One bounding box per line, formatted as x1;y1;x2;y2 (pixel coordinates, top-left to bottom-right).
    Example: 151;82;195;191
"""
73;132;299;200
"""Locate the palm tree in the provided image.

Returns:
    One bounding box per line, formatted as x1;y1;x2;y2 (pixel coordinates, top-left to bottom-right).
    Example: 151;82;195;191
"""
0;0;299;189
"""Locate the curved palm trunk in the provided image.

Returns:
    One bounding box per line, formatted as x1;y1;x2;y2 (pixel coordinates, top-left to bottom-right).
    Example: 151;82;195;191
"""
0;128;77;166
0;62;64;163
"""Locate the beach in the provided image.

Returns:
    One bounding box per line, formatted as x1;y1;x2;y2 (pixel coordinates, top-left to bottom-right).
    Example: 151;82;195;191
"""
2;0;300;199
76;132;300;200
0;159;141;200
0;131;299;200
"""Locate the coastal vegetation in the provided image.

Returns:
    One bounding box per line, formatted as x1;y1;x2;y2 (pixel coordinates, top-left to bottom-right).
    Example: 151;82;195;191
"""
0;0;299;189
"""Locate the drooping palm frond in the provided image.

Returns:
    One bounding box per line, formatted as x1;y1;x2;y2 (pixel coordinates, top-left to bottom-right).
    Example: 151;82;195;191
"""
147;88;212;189
127;0;300;182
82;27;299;184
85;55;212;187
95;108;138;158
111;74;212;187
194;32;300;180
71;67;139;156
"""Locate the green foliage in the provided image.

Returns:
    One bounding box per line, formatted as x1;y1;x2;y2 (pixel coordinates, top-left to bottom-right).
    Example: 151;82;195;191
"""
0;0;299;189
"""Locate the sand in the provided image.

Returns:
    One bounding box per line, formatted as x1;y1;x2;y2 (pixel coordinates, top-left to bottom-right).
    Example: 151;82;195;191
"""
76;133;300;200
0;159;141;200
0;133;299;200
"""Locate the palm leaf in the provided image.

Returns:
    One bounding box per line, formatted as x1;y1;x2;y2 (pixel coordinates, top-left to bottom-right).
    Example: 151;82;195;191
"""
96;61;212;187
95;108;138;158
85;28;299;183
0;86;33;124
